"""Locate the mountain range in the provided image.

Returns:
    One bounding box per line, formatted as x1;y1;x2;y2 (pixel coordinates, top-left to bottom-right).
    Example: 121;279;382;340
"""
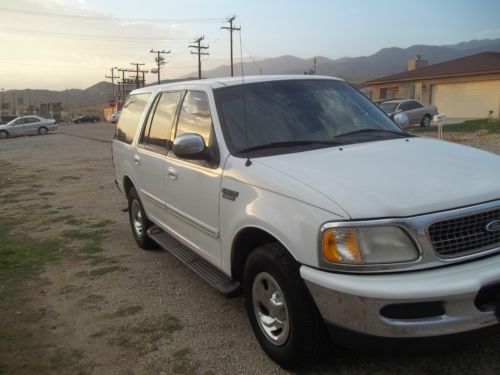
195;38;500;81
3;38;499;109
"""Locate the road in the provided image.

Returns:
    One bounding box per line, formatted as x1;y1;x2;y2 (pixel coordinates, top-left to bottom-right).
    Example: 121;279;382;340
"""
0;123;499;374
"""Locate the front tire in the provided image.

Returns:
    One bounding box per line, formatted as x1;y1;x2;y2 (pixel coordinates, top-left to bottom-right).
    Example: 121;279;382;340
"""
127;187;156;250
243;243;329;370
420;114;432;127
38;127;48;135
0;130;7;139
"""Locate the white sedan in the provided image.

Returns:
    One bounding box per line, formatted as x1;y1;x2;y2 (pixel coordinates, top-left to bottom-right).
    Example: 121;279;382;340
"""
0;116;58;139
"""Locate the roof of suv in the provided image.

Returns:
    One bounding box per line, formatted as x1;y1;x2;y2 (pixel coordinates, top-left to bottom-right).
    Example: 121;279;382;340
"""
130;75;342;95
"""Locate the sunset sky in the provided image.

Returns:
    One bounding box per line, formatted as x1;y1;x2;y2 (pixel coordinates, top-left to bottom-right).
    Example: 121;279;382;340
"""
1;0;499;90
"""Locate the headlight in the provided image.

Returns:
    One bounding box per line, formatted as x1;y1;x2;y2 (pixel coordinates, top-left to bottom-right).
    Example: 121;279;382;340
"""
322;226;418;265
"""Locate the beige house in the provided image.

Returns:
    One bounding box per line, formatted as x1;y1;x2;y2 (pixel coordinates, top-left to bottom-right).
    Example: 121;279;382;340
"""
365;52;500;119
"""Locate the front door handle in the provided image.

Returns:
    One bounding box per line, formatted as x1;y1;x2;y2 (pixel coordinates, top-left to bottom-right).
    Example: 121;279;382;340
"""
134;155;141;166
167;166;178;180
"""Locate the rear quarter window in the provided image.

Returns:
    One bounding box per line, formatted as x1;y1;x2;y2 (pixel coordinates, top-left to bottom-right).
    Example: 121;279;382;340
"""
114;93;151;144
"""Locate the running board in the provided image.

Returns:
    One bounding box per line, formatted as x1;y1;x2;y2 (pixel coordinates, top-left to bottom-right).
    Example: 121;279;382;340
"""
147;226;241;297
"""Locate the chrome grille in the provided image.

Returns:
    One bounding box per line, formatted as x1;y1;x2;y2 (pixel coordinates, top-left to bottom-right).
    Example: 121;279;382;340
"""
428;208;500;257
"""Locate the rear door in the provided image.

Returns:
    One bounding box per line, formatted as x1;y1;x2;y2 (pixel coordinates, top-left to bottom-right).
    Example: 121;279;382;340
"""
24;117;40;134
133;91;183;225
405;101;424;125
161;90;223;266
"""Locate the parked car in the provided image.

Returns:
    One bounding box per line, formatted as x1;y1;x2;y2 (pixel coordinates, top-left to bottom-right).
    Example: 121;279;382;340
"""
73;114;100;124
113;76;500;369
0;115;18;125
107;111;121;124
379;99;437;127
0;116;57;139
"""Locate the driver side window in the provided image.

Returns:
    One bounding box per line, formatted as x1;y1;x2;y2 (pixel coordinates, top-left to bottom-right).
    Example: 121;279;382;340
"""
175;91;212;145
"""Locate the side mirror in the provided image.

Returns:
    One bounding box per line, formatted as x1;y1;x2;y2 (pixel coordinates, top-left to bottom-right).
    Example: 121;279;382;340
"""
173;133;207;159
392;112;409;128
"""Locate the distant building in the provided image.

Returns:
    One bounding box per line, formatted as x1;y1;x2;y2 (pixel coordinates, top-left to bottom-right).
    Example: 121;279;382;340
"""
365;52;500;119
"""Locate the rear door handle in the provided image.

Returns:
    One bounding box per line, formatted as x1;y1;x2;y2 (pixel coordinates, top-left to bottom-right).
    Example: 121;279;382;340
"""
167;166;178;180
134;155;141;165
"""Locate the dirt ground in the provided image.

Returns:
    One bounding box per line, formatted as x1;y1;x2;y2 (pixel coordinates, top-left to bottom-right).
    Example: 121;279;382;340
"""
1;124;500;374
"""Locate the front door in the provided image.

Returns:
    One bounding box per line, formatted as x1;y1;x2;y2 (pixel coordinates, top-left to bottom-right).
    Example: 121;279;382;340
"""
8;118;25;136
162;90;222;266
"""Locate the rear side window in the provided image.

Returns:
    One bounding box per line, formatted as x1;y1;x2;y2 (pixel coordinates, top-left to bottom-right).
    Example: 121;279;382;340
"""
175;91;212;144
409;101;423;109
115;93;151;144
140;91;182;150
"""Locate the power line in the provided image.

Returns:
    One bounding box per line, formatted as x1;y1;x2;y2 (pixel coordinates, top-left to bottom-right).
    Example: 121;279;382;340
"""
1;28;191;42
117;68;135;101
130;63;148;88
0;7;225;23
150;49;171;85
221;15;240;77
189;36;209;80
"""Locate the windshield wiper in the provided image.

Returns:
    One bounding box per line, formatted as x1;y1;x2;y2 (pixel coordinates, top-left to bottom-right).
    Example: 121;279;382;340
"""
333;128;409;139
237;140;343;153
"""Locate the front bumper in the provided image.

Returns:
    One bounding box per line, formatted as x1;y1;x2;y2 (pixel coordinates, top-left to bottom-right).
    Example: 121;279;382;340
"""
301;254;500;338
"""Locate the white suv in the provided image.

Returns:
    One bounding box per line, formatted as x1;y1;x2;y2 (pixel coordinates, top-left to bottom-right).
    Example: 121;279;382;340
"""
112;75;500;369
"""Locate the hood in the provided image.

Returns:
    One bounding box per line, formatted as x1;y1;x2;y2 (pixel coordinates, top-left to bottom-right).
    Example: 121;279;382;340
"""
255;137;500;219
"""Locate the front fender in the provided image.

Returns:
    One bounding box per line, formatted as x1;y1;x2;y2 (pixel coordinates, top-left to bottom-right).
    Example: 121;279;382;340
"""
220;158;347;275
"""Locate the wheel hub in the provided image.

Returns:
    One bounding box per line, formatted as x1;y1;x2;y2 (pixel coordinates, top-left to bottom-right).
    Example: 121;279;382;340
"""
252;272;290;345
131;200;143;237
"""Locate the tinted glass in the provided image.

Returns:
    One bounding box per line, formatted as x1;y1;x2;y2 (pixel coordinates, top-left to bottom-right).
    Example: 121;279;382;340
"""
175;91;212;144
214;80;403;152
379;102;398;113
115;93;151;144
398;102;410;111
142;91;181;149
409;101;423;109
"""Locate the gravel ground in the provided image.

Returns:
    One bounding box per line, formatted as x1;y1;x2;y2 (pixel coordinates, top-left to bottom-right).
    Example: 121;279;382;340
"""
1;124;500;374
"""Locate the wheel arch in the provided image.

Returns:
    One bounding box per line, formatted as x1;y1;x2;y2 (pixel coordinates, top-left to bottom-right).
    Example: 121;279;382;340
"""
122;175;135;199
231;226;296;282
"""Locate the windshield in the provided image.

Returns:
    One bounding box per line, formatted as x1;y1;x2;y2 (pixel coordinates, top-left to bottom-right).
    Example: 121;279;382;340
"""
379;102;399;113
213;79;403;155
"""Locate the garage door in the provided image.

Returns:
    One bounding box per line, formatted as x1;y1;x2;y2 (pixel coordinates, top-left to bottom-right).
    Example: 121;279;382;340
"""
431;80;500;118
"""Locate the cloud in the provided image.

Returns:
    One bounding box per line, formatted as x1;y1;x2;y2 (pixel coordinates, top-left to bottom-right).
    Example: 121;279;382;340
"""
476;28;500;37
0;0;219;89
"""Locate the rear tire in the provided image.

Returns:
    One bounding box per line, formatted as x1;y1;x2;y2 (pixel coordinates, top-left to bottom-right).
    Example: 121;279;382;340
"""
420;114;432;127
38;127;48;135
243;242;329;370
127;187;156;250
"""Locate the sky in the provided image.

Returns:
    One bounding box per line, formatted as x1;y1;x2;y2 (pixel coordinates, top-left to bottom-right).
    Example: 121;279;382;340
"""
0;0;499;90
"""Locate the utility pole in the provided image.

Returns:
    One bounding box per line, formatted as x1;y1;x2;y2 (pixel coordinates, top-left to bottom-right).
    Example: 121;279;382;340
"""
189;36;209;80
117;68;132;101
221;16;240;77
105;67;119;100
12;92;16;115
1;88;4;115
150;49;171;85
65;89;69;109
313;56;318;75
130;63;146;88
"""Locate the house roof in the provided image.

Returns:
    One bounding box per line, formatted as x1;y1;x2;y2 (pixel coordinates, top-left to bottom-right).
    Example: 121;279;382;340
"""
365;52;500;85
